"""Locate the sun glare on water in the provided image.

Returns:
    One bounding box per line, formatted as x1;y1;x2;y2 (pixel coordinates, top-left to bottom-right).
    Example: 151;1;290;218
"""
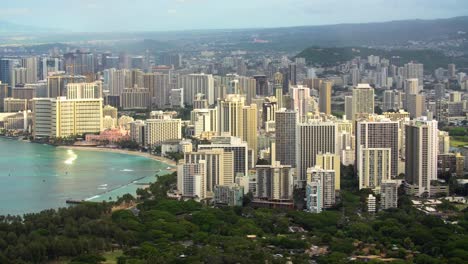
64;150;78;165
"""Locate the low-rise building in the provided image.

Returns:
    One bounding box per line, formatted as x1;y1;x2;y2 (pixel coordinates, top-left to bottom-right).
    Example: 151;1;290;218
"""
214;184;244;206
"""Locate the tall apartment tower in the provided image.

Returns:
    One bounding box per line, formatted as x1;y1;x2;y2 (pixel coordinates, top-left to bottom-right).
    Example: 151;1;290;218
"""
179;73;215;105
253;75;269;96
344;96;353;120
296;120;338;184
290;85;311;118
256;161;294;200
356;118;399;190
319;80;332;115
242;104;258;156
191;108;218;137
217;94;245;138
288;63;297;86
307;166;336;209
21;57;38;84
180;149;234;199
352;84;374;119
405;117;438;196
448;64;456;78
275;109;298;167
144;73;171;108
403;62;424;84
315;152;341;191
198;136;251;177
66;82;102;99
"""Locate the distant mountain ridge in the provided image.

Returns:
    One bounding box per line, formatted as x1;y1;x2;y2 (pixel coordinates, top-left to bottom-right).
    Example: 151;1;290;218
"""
247;16;468;49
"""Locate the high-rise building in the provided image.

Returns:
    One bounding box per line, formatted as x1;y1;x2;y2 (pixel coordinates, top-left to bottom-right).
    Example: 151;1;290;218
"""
380;181;398;210
352;84;374;119
403;62;424;84
242;104;258;156
104;68;131;97
307;166;335;209
64;51;95;76
315;152;341;191
53;97;103;137
32;97;103;138
344;96;353;120
12;68;28;88
144;73;171;108
236;76;256;105
170;88;184;108
21;57;38;84
0;59;14;86
367;194;376;213
407;94;426;119
31;98;53;138
261;97;278;127
191;108;218;137
217;94;245;138
438;131;450;154
41;57;60;80
159;53;182;68
178;160;206;199
288;63;297;86
4;98;28;112
254;75;269;96
296;120;338;184
356;118;399;190
449;92;461;102
198;136;251;177
0;82;9;111
129;120;145;145
66;82;102;99
120;86;151;109
319;80;332;115
144;118;182;147
256;161;293;200
405;117;438;196
290;85;311;118
193;93;208;109
383;90;397;112
448;63;456;78
350;65;360;86
47;74;86;98
275;109;297;167
179;149;234;199
179;73;215;105
214;184;244;206
306;180;322;213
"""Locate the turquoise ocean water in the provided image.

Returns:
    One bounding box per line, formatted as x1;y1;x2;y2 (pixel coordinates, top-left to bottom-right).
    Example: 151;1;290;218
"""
0;138;171;215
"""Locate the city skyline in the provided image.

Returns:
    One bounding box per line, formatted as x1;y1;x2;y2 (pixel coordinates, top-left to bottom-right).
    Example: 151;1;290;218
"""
1;0;467;32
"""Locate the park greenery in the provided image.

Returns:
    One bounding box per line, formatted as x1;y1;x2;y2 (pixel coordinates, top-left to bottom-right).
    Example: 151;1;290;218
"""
0;170;467;263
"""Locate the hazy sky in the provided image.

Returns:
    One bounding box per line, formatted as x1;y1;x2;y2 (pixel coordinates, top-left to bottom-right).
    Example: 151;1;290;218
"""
1;0;467;32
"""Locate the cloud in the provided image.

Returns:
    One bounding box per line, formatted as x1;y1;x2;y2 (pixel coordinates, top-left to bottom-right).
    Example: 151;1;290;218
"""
167;9;177;14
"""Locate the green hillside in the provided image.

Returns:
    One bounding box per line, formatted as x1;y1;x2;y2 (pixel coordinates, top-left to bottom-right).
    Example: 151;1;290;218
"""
297;47;468;72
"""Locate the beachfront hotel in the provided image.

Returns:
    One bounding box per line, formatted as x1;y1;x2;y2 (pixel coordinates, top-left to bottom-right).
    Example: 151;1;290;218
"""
32;97;103;138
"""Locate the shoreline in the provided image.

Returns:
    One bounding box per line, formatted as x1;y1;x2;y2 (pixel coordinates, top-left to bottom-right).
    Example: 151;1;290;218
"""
56;145;177;166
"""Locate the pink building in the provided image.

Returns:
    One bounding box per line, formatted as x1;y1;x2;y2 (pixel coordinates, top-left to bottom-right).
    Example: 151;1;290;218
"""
85;129;130;143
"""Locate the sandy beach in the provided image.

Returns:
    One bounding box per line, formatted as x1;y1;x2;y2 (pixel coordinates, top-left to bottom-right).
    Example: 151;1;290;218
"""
57;146;177;166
